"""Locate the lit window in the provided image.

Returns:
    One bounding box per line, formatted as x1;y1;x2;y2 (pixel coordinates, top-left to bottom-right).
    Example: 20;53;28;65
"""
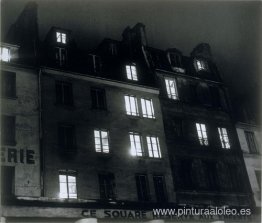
0;47;10;62
56;32;66;44
126;65;138;81
141;98;155;119
218;127;230;149
147;136;161;158
165;78;178;100
129;132;143;157
196;59;208;71
94;130;109;153
59;172;77;199
196;123;208;146
124;95;139;116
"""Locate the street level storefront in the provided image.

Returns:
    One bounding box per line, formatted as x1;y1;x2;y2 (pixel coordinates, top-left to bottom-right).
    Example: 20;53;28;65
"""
1;200;260;223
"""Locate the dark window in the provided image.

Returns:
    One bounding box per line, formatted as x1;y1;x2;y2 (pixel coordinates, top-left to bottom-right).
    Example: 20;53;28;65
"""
1;166;15;198
135;174;150;201
189;84;199;104
203;161;219;190
91;88;107;110
87;55;101;73
168;53;181;67
1;71;16;98
209;86;221;108
255;170;261;190
98;173;116;200
179;159;193;189
55;47;67;66
55;81;73;106
153;175;167;202
245;131;258;154
1;115;16;145
172;119;183;138
58;124;76;153
109;43;118;56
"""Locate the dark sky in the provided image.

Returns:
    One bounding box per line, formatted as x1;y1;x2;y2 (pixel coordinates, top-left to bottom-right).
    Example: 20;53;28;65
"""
1;0;261;122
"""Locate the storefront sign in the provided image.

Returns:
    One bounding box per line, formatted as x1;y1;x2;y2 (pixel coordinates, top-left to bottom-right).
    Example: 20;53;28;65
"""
1;147;35;164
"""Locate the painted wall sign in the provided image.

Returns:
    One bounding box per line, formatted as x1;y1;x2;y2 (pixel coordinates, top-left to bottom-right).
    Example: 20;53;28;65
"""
1;147;35;164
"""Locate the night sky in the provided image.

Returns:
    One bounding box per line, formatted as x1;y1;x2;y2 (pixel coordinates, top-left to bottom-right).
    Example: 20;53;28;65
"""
1;0;261;123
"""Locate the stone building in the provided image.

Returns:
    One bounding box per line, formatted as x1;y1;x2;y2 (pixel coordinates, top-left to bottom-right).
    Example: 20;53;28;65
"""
1;2;259;223
236;122;261;207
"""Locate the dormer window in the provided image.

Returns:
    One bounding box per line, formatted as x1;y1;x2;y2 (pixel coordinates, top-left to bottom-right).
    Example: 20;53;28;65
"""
109;43;118;56
88;54;101;73
168;53;181;67
0;47;10;62
126;64;138;81
195;59;208;71
56;32;67;44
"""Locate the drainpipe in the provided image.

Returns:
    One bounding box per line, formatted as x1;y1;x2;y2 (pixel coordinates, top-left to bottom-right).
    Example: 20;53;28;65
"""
38;68;45;196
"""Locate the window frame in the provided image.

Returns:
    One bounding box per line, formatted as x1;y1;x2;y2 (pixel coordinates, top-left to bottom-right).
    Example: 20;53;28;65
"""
153;175;167;202
129;132;144;157
98;172;116;200
245;131;258;154
0;47;11;62
165;78;179;100
1;71;16;98
124;95;139;116
59;170;77;199
196;123;209;146
218;127;230;149
146;135;162;158
195;59;208;71
135;174;150;201
168;52;182;68
55;81;73;107
58;123;76;153
56;32;67;44
94;129;110;153
141;98;155;119
91;88;107;110
126;64;138;81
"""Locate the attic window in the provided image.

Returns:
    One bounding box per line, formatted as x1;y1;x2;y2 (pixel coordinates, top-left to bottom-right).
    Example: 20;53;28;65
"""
0;47;10;62
168;53;181;67
195;59;208;71
126;65;138;81
56;32;67;44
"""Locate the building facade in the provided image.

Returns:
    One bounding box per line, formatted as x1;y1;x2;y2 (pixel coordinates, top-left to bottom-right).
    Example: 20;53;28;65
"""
1;2;260;223
236;122;261;207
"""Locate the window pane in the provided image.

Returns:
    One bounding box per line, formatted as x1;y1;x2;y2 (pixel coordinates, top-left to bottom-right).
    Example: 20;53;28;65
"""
165;79;178;100
129;132;143;156
0;47;10;62
196;123;208;146
147;136;161;158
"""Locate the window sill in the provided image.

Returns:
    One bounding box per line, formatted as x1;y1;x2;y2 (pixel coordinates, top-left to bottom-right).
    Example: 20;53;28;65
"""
95;152;112;158
132;156;163;161
126;114;140;119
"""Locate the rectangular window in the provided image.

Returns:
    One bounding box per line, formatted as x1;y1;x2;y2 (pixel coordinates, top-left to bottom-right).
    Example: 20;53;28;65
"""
196;123;208;146
87;55;101;73
1;71;16;98
126;65;138;81
56;32;66;44
165;78;178;100
141;98;155;119
245;131;258;154
91;88;107;110
129;132;143;157
55;47;67;66
124;95;139;116
168;53;181;67
146;136;161;158
1;166;15;198
135;174;150;201
1;115;16;145
218;127;230;149
55;81;73;106
153;175;167;202
59;171;77;199
0;47;10;62
94;129;109;153
98;173;116;200
58;124;76;153
196;59;208;71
